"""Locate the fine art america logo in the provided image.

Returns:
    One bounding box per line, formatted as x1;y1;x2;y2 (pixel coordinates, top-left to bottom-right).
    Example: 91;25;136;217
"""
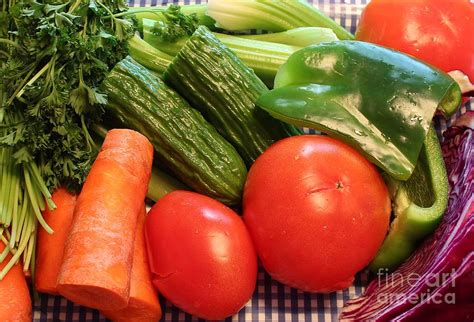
376;268;457;305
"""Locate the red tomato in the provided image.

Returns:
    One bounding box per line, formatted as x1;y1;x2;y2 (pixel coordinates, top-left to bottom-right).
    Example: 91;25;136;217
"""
145;191;257;320
356;0;474;83
243;135;391;293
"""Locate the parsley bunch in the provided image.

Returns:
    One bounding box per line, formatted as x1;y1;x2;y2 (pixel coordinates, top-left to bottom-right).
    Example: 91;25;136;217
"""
150;4;199;42
0;0;135;277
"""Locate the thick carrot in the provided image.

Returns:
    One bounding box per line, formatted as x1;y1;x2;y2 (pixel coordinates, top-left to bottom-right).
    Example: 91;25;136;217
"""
101;206;162;322
35;187;77;295
0;242;31;322
57;129;154;311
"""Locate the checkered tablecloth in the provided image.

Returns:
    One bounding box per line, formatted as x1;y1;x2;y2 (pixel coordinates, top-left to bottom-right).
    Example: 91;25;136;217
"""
33;0;473;321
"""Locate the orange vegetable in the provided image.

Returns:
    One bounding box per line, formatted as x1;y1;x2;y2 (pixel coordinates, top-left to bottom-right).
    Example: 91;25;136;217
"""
57;129;154;311
0;243;31;322
101;206;162;322
35;187;77;295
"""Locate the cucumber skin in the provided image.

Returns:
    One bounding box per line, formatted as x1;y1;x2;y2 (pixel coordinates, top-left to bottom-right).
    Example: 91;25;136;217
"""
164;26;302;166
101;56;247;205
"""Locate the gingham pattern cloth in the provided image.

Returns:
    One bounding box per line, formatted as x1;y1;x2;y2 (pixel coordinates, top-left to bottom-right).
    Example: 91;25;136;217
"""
33;0;473;321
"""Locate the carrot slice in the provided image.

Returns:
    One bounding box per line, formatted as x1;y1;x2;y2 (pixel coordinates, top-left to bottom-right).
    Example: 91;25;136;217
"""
0;243;31;322
101;206;162;322
57;129;154;311
35;187;77;295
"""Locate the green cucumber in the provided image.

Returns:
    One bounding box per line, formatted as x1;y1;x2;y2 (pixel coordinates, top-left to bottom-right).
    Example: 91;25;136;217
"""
101;56;247;205
163;26;302;166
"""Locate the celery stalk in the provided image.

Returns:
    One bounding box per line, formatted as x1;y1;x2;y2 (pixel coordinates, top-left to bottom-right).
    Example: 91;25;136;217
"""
212;33;301;86
239;27;338;47
128;35;172;75
207;0;353;40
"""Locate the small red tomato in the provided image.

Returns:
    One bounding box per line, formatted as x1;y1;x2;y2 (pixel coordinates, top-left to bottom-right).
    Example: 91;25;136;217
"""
145;191;257;320
243;135;391;293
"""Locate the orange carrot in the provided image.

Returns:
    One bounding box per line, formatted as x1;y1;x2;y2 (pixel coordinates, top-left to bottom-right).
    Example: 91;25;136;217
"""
35;187;77;295
0;243;31;322
57;129;154;311
101;206;162;322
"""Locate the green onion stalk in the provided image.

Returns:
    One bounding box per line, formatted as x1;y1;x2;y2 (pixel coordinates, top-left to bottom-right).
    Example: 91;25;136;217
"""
0;111;54;280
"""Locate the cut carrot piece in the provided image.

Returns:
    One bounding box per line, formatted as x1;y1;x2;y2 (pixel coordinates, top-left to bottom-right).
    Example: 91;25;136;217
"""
35;187;77;295
101;206;162;322
0;243;31;322
57;129;154;311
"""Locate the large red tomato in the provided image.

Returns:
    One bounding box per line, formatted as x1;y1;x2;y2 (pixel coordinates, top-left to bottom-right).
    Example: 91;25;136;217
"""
356;0;474;90
145;191;257;320
243;135;391;293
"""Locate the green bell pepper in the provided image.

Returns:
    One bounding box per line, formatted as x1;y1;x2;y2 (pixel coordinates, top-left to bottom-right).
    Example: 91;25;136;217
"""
257;40;461;181
370;126;449;272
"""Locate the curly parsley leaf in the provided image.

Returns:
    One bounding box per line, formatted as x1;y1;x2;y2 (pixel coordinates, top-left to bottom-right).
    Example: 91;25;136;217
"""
1;0;136;191
151;4;199;42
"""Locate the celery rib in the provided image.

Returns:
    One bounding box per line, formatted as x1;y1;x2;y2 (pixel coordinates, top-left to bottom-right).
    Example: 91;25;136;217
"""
207;0;354;40
239;27;338;47
128;34;172;75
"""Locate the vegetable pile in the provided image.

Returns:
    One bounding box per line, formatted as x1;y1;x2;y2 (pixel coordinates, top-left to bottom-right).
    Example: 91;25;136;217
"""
0;0;472;321
101;56;248;205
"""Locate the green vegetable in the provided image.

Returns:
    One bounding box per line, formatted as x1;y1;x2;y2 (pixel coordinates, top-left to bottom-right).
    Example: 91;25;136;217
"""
142;18;303;86
0;0;134;276
370;127;449;272
142;19;187;55
102;56;247;205
208;34;302;87
207;0;354;40
257;41;461;180
147;168;188;202
163;26;302;166
141;6;339;86
238;27;338;47
145;4;200;42
128;34;172;75
128;4;215;34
